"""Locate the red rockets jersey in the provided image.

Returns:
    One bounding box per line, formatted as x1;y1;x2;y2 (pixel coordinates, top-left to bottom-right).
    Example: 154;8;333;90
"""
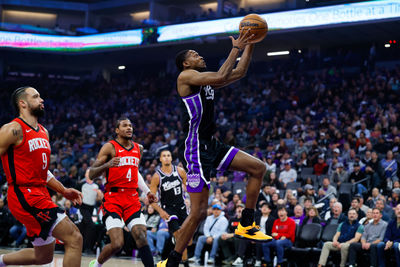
1;118;51;186
105;140;141;191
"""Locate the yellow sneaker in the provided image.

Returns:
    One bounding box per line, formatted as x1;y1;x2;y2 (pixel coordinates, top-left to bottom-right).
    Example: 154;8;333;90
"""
157;259;167;267
234;222;273;242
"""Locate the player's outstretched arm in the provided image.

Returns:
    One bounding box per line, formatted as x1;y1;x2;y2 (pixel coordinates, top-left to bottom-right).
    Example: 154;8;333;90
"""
89;143;119;179
0;122;22;156
215;44;255;88
138;172;157;204
178;29;254;88
47;173;83;205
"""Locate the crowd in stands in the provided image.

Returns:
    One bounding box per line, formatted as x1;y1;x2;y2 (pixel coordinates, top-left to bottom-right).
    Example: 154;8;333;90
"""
0;45;400;266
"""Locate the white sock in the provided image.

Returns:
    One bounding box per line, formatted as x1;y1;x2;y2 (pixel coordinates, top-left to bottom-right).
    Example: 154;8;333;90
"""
95;260;102;267
0;255;6;267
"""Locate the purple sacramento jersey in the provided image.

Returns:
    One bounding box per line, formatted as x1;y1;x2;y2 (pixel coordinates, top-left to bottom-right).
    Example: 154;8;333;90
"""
178;85;239;193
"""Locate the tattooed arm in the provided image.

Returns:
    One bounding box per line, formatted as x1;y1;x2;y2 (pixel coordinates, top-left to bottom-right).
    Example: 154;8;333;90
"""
139;144;143;158
0;122;23;156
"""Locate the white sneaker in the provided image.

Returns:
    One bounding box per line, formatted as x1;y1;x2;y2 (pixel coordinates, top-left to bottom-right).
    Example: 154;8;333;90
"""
255;260;262;267
207;257;215;264
232;257;243;266
188;256;198;263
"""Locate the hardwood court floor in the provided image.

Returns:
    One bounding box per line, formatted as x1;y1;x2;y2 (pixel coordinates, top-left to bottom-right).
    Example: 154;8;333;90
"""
0;248;170;267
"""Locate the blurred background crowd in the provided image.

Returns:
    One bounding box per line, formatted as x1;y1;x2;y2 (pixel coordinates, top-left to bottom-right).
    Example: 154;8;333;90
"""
0;40;400;266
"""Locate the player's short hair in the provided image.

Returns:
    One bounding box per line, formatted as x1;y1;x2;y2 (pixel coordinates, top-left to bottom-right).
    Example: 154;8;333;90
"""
159;149;171;157
175;50;190;72
10;86;31;114
115;117;131;129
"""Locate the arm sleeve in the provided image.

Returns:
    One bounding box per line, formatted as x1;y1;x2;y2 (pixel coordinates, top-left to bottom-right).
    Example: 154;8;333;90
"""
138;172;150;195
47;170;55;183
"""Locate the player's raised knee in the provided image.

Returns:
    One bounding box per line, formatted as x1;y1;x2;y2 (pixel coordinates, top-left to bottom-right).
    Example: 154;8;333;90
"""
250;160;266;178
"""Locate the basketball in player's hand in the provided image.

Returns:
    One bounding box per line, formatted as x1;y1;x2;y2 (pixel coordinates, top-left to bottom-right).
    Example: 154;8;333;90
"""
239;14;268;44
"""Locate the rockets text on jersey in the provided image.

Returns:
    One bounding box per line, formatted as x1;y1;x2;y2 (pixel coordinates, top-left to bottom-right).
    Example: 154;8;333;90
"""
105;140;141;191
1;117;51;186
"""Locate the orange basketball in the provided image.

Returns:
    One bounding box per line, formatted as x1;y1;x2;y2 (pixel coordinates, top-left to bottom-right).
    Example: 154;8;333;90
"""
239;14;268;44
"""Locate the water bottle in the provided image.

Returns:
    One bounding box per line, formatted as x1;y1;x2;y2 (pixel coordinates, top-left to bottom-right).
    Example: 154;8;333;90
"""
387;178;393;191
204;251;209;267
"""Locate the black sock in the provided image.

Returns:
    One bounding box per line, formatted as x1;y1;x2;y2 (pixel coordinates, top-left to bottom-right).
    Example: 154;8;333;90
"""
138;245;154;267
166;250;182;267
240;208;255;227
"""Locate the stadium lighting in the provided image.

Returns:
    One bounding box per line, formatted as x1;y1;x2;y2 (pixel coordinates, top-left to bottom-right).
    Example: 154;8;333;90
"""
267;51;290;56
236;57;241;61
385;44;390;48
118;65;126;70
298;50;302;53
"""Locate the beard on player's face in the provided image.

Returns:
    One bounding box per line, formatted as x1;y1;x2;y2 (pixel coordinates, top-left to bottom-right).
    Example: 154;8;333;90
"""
121;135;132;140
118;132;132;140
196;65;207;72
29;104;45;118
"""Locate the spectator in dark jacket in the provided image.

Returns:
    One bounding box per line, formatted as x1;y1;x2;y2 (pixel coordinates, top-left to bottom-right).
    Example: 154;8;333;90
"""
254;202;276;266
300;206;321;226
350;162;367;195
377;204;400;267
351;197;366;219
299;206;321;242
326;202;347;225
365;152;383;189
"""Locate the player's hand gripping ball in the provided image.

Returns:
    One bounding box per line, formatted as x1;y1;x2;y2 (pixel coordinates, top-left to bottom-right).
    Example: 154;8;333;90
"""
239;14;268;44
